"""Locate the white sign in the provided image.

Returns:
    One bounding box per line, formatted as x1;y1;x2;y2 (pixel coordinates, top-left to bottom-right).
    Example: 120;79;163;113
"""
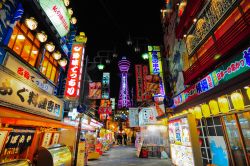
4;53;55;94
0;67;63;120
38;0;70;37
51;133;60;145
129;108;139;127
41;132;52;147
0;131;8;152
139;107;157;126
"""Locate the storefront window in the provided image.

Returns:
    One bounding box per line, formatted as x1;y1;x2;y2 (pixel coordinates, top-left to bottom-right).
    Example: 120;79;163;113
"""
238;112;250;161
41;50;60;84
8;22;40;67
224;114;247;165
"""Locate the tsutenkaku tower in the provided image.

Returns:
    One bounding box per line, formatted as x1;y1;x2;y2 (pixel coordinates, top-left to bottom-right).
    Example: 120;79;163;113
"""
118;57;131;109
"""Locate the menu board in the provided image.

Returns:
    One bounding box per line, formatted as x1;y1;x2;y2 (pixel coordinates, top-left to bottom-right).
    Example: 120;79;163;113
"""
48;146;72;166
169;117;194;166
171;144;194;166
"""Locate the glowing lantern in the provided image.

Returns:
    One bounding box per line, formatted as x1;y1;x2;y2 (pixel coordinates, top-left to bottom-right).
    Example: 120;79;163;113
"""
246;87;250;100
52;51;62;60
209;100;220;115
36;31;47;42
71;17;77;24
194;106;202;119
218;96;230;113
231;92;245;110
188;108;195;115
25;17;38;30
68;8;73;16
201;104;211;118
58;58;67;67
45;42;55;52
64;0;70;6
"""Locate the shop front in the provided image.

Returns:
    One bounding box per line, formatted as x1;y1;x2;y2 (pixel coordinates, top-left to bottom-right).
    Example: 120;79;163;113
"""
172;45;250;166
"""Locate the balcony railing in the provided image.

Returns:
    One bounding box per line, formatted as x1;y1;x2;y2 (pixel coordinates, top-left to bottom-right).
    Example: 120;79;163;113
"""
185;0;237;55
184;8;250;85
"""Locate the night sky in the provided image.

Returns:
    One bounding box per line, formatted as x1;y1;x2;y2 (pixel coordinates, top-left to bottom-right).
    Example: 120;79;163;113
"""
70;0;166;99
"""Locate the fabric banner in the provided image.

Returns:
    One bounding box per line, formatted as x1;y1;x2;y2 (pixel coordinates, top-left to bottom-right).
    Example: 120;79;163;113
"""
88;82;102;99
139;107;158;126
129;108;139;127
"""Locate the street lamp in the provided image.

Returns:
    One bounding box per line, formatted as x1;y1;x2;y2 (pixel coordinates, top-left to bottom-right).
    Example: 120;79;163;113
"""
97;63;105;70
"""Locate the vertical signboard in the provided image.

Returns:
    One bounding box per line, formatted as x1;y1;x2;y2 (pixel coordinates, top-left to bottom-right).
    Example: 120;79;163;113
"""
65;43;85;100
102;72;110;99
88;82;102;99
148;46;165;96
142;65;150;100
110;98;115;110
135;65;143;102
129;108;139;127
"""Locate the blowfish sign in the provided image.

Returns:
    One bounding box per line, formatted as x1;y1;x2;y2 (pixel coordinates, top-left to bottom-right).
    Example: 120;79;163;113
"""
38;0;70;37
65;43;85;99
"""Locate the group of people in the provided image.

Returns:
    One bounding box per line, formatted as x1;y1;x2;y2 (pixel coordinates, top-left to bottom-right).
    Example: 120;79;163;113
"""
115;133;127;145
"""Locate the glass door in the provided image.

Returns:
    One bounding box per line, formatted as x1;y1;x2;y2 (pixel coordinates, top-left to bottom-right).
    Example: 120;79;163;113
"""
223;114;248;165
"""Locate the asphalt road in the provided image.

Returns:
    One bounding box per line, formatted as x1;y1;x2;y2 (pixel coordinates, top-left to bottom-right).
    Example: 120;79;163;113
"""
87;145;172;166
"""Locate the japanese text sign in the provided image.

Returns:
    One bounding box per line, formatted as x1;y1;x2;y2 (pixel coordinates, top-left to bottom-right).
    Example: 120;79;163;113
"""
0;67;63;120
88;82;102;99
174;47;250;107
135;65;143;102
102;72;110;99
65;43;85;100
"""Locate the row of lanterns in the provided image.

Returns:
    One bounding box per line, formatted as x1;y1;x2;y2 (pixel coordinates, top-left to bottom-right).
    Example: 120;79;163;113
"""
24;17;67;67
170;87;250;120
187;90;248;119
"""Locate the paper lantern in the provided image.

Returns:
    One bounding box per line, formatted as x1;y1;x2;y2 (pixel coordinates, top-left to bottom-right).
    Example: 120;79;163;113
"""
218;96;230;113
247;88;250;100
25;17;38;30
52;51;62;60
45;42;55;52
231;92;244;110
58;58;67;67
194;106;202;119
201;104;211;118
209;100;220;115
188;108;195;115
36;31;47;42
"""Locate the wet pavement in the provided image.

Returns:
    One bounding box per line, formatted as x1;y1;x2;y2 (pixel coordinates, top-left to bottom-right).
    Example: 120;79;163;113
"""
87;145;172;166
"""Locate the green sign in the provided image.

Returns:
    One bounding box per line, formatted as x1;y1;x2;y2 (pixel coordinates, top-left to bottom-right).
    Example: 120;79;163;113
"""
39;0;70;37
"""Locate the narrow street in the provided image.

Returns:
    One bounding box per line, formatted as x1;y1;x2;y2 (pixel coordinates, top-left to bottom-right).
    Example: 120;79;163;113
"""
87;145;172;166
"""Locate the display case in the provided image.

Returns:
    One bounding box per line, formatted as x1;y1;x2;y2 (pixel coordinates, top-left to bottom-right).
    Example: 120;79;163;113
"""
36;144;72;166
168;113;202;166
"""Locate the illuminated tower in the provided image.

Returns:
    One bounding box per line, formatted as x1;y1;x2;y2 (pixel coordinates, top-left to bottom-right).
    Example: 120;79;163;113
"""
118;57;131;109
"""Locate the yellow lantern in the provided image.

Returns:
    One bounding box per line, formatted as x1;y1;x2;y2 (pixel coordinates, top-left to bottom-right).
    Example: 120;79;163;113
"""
194;106;202;119
188;108;195;115
246;87;250;100
218;96;230;113
231;92;245;111
201;104;211;118
209;100;220;115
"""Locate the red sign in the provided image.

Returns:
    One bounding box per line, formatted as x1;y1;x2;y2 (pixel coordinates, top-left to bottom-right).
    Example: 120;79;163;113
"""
143;65;150;100
135;65;143;102
98;107;112;114
64;43;85;99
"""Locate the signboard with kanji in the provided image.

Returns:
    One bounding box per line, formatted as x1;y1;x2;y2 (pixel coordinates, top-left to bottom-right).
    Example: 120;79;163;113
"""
0;66;63;120
41;132;52;147
135;65;143;102
65;43;85;100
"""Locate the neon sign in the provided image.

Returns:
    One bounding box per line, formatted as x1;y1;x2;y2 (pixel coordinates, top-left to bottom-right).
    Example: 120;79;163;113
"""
64;43;85;99
174;47;250;107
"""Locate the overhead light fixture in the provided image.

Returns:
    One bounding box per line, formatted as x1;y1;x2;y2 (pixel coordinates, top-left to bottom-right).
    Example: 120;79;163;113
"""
58;58;67;67
68;8;73;16
112;52;118;58
193;18;197;23
127;35;133;46
71;17;77;24
17;35;25;40
25;17;38;30
52;51;62;60
45;42;55;52
36;31;47;42
183;34;187;38
64;0;70;6
105;59;111;64
142;53;149;60
97;63;105;70
134;47;140;52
